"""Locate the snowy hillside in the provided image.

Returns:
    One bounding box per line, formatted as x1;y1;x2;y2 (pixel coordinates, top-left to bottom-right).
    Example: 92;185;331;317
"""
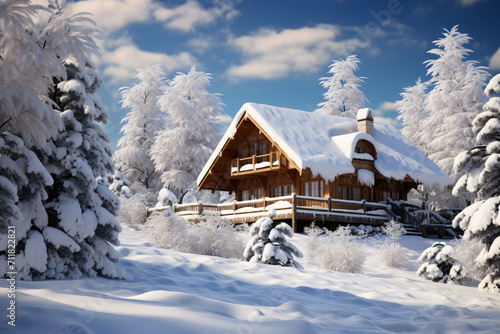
2;227;500;334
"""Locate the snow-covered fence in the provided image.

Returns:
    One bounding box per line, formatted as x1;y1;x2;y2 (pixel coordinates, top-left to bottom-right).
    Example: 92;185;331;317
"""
146;193;394;231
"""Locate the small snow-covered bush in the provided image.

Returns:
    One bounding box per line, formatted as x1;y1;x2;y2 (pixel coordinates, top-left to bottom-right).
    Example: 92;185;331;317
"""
157;188;178;207
451;238;489;281
243;214;303;269
117;195;147;227
304;224;366;273
144;210;248;259
379;221;408;267
417;242;468;284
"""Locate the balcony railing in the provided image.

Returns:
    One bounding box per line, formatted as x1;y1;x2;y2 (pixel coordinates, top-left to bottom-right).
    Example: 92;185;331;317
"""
230;152;287;175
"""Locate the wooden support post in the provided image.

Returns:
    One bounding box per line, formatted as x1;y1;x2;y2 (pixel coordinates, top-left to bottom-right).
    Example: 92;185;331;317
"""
328;197;332;212
237;158;240;174
233;201;236;214
252;155;256;171
362;199;366;214
198;202;203;215
292;192;297;232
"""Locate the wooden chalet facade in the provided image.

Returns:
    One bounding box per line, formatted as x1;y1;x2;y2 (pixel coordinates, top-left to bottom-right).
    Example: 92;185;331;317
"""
196;103;452;230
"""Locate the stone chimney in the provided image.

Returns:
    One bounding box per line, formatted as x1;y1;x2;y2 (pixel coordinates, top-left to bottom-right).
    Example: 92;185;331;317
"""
357;108;374;137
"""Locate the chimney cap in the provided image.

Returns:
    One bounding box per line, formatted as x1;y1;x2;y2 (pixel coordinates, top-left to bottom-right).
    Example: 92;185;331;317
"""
357;108;373;121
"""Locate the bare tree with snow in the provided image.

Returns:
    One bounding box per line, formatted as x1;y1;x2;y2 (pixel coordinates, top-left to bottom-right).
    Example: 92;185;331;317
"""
114;65;167;193
316;54;368;118
453;74;500;293
151;66;224;201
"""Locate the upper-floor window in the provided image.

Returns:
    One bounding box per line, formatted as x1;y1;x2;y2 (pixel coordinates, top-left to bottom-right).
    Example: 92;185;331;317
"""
355;147;365;154
250;141;268;156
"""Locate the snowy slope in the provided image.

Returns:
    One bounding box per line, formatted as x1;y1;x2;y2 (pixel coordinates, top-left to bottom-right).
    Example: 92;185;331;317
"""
1;227;500;334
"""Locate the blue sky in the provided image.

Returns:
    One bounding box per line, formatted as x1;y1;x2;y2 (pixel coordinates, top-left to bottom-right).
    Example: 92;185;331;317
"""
65;0;500;149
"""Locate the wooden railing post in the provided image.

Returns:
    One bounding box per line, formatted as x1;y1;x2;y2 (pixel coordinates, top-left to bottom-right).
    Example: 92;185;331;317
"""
233;200;236;214
362;199;366;214
198;202;203;215
237;158;240;173
328;197;332;212
263;197;266;212
292;193;297;232
252;155;256;171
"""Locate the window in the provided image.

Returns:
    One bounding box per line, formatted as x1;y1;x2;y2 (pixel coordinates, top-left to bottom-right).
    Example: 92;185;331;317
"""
250;141;268;156
273;185;294;197
381;191;391;201
353;187;361;201
339;186;350;200
242;189;262;201
355;147;365;154
303;180;323;197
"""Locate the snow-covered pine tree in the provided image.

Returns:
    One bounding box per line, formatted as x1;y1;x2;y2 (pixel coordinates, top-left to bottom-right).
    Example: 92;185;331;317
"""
316;54;368;118
396;78;429;150
417;242;468;284
33;1;127;279
0;0;70;279
453;74;500;292
151;66;224;201
114;65;167;194
243;210;303;268
421;25;489;178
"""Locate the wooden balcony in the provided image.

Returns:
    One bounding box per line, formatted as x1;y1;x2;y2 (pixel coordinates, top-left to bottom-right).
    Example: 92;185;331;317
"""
230;152;287;176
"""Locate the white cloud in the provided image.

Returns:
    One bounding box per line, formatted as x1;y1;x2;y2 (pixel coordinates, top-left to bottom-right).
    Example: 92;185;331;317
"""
489;47;500;70
102;41;197;84
372;102;400;127
154;0;239;32
458;0;489;6
66;0;156;33
227;24;369;80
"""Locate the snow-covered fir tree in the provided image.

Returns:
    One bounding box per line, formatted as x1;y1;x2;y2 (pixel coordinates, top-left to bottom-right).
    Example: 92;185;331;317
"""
396;78;429;150
0;0;70;279
7;0;127;280
417;242;468;284
0;0;64;147
243;210;303;268
151;66;224;201
114;65;167;193
453;74;500;292
421;25;489;178
316;54;368;118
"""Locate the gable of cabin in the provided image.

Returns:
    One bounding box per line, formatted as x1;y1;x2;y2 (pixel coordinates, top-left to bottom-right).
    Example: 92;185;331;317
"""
197;112;301;196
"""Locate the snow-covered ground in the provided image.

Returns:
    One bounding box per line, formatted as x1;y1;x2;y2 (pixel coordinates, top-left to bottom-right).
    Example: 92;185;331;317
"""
2;227;500;334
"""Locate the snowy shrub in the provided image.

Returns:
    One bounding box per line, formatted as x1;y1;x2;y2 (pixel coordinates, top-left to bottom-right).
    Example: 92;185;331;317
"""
156;188;178;207
243;213;303;269
451;238;489;281
144;210;248;259
117;195;147;227
304;224;366;273
417;242;468;284
379;221;408;267
110;171;132;199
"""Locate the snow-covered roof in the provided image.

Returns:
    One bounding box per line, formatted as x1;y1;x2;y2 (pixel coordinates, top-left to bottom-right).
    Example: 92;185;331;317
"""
198;102;452;188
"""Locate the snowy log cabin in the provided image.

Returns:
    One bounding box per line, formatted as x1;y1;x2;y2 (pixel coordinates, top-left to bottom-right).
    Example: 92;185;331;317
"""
194;102;452;231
